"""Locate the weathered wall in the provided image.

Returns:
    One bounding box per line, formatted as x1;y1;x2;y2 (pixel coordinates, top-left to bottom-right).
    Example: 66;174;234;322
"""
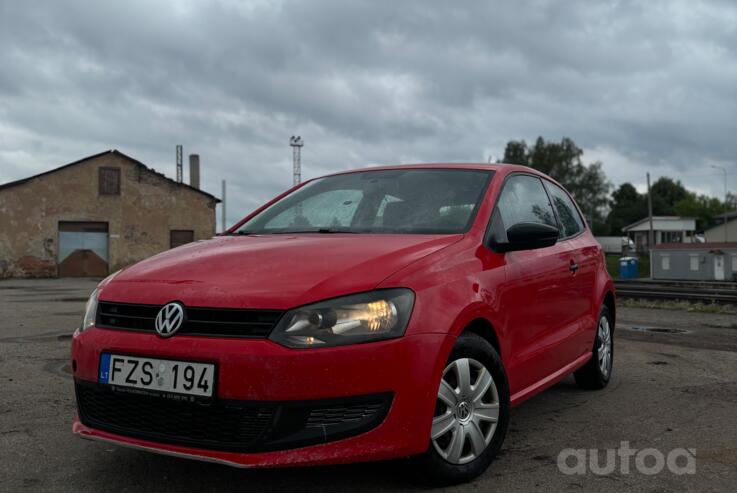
705;221;737;243
0;153;217;278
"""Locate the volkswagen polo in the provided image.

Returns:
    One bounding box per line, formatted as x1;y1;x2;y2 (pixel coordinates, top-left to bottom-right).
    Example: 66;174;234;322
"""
72;163;615;484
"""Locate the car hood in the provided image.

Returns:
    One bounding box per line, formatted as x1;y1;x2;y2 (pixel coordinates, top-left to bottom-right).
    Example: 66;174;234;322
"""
99;234;462;309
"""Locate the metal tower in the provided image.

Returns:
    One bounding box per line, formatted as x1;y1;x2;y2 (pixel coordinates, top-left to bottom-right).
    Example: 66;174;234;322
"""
289;136;304;186
175;145;183;183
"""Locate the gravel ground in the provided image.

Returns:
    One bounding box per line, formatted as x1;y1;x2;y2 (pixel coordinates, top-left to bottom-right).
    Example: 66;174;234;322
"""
1;278;736;492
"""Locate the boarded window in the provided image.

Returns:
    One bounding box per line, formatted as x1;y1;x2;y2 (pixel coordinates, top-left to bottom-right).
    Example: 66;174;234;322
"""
689;255;699;271
661;255;670;271
170;230;194;248
99;167;121;195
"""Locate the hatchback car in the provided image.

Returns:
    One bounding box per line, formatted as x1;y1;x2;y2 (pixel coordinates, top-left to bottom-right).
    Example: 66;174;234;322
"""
72;163;615;484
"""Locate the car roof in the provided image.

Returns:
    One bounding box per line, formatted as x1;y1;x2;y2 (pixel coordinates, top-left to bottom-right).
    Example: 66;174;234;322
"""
320;162;541;178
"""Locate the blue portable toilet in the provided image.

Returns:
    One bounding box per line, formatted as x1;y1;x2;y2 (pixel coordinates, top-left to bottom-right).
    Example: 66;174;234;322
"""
619;257;638;279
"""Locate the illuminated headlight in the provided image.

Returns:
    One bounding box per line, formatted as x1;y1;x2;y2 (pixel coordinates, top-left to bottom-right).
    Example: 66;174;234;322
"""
80;288;98;332
269;289;415;349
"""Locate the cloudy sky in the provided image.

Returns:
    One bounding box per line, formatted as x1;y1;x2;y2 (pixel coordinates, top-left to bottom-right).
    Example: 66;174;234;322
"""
1;0;736;229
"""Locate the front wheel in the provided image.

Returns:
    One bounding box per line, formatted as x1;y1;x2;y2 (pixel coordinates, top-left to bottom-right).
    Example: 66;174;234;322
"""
414;332;510;485
574;305;614;389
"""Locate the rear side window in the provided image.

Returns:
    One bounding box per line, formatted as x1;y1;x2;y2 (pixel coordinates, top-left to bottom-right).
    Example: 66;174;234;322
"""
491;174;557;243
543;181;585;238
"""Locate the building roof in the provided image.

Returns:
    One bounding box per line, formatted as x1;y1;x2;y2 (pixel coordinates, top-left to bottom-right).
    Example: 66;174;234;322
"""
654;242;737;250
622;216;696;232
0;149;220;202
707;210;737;229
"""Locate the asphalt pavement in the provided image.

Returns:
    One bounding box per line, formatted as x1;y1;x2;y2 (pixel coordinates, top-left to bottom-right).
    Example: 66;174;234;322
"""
1;278;736;492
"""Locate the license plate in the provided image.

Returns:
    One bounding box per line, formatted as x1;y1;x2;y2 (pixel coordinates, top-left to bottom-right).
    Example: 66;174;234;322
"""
98;353;215;398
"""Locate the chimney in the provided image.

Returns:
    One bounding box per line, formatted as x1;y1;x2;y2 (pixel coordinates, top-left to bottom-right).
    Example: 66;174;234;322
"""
189;154;200;189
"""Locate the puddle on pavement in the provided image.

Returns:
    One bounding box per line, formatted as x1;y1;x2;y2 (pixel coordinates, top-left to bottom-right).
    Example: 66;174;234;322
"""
620;325;690;335
645;327;689;334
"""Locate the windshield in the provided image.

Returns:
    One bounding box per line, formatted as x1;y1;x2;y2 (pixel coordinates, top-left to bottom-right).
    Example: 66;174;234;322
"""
234;168;494;235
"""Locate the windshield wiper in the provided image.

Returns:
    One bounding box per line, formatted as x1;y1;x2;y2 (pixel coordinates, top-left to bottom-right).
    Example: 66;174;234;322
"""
268;228;360;234
314;228;359;234
228;228;361;235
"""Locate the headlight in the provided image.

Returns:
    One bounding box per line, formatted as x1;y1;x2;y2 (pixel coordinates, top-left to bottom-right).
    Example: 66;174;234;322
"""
269;289;415;349
80;288;99;332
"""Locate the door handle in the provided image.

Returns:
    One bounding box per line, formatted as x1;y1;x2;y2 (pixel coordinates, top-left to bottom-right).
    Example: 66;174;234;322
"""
569;260;579;273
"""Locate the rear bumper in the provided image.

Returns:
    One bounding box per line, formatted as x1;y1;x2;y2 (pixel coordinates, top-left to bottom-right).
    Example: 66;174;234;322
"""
71;328;454;467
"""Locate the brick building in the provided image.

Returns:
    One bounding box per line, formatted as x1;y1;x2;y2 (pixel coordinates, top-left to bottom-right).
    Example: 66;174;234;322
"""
0;150;219;278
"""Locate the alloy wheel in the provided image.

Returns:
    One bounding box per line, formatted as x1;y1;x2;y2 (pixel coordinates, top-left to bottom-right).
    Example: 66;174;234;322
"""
598;316;612;376
431;358;499;464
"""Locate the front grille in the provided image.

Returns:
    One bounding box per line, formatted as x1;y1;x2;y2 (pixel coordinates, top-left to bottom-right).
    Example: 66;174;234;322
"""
96;301;283;338
75;380;393;453
75;382;275;451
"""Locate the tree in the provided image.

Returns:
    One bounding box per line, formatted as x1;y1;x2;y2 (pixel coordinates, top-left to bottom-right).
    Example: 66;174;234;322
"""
606;183;647;234
501;140;529;165
727;192;737;212
650;177;688;216
501;137;611;234
675;192;727;231
527;137;584;188
572;161;611;234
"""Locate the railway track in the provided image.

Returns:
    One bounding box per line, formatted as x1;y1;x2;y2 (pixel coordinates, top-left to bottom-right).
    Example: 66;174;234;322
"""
614;279;737;304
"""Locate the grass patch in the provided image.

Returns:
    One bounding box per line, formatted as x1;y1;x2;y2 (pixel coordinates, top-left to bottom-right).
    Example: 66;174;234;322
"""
605;256;620;278
619;297;737;315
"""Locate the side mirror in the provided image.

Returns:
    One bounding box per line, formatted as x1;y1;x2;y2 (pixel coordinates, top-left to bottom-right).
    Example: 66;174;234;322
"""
491;222;559;253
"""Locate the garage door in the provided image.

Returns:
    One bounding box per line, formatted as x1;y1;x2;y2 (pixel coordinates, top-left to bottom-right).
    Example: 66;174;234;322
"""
58;222;109;277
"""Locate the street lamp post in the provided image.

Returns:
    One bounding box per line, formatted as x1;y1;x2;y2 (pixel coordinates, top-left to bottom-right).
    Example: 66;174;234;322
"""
710;165;728;242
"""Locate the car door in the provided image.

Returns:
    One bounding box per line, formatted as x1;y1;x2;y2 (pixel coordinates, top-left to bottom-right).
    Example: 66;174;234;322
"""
543;180;597;362
488;174;576;393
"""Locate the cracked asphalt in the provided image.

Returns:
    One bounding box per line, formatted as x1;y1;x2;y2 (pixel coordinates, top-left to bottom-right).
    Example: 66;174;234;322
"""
1;278;736;492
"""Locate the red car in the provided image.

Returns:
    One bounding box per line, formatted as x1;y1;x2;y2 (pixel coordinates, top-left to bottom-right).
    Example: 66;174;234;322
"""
72;164;615;484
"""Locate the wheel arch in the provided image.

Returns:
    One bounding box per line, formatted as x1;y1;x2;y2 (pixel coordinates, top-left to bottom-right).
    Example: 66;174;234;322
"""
602;290;616;328
460;318;502;361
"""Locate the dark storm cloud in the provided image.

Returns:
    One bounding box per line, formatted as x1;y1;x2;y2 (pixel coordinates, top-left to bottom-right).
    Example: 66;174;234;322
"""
1;0;736;227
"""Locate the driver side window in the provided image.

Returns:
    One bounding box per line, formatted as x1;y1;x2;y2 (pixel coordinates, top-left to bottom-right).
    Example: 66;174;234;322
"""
490;174;557;243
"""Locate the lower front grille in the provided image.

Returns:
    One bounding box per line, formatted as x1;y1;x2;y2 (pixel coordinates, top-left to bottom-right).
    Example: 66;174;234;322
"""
76;382;275;451
75;380;392;453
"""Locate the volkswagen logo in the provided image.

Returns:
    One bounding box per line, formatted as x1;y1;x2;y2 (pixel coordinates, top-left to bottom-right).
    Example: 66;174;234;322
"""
154;302;185;338
456;401;472;422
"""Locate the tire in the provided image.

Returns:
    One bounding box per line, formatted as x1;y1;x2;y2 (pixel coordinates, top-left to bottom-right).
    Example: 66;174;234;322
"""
574;305;614;390
414;332;510;486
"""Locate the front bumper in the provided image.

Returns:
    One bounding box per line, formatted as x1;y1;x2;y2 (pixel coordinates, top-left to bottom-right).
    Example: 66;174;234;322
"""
71;327;454;467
